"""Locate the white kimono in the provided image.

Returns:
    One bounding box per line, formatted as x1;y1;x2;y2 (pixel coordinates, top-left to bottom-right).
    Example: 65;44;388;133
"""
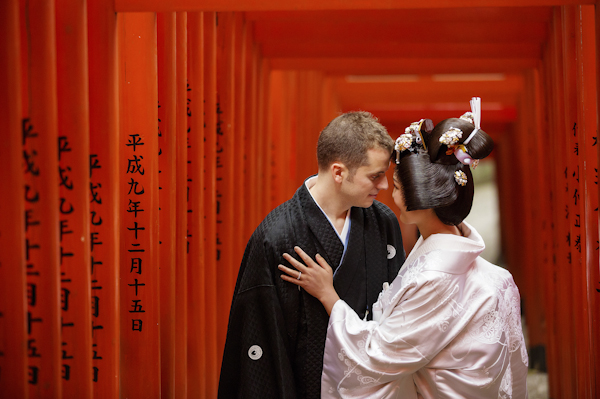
321;222;528;398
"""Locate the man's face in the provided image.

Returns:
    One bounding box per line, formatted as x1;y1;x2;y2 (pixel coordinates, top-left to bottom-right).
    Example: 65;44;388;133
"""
341;147;391;208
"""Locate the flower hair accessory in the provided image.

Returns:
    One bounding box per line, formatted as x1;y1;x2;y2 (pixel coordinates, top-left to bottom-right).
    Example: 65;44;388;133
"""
460;112;474;124
395;119;431;164
395;133;413;153
454;170;467;186
439;127;462;146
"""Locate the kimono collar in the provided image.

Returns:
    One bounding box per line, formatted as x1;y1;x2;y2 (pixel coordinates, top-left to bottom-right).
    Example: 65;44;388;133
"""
406;221;485;275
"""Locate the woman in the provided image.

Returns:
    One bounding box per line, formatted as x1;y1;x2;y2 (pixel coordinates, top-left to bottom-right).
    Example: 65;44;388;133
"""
279;98;528;398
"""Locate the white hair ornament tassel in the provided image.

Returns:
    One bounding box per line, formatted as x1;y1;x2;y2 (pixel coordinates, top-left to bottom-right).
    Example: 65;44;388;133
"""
463;97;481;145
454;97;481;166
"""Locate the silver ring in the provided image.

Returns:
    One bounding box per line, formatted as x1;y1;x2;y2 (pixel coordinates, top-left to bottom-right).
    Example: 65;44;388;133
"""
297;271;302;280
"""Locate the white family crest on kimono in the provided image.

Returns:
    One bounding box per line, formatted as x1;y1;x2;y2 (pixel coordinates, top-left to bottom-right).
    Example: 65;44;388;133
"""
321;222;528;398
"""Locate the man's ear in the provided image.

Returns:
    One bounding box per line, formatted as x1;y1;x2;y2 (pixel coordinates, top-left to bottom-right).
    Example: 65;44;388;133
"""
331;162;345;184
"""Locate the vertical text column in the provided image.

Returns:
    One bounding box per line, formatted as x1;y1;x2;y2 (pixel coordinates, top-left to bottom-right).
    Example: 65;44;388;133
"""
215;11;236;358
55;0;93;395
119;12;160;399
203;11;219;384
575;6;598;398
174;11;189;398
21;0;62;396
87;0;120;396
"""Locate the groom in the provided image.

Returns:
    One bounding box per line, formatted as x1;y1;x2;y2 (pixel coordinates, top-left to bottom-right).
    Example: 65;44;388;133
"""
218;111;405;398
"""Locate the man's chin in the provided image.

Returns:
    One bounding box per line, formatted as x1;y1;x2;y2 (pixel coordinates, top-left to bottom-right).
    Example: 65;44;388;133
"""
357;198;375;208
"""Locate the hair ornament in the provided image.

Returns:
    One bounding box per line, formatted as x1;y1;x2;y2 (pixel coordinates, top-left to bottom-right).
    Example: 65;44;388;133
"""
460;112;475;125
463;97;481;145
395;119;430;164
439;127;463;146
453;146;474;165
395;133;413;153
454;170;468;186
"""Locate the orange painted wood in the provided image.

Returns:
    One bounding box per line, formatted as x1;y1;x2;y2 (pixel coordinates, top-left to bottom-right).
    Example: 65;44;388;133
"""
542;15;564;397
519;72;547;364
574;5;597;398
548;7;575;396
269;70;285;204
532;60;557;393
186;11;207;397
157;12;177;399
87;0;120;396
119;12;160;399
243;24;260;237
234;14;247;265
55;0;94;395
0;0;27;396
260;59;274;214
335;76;523;107
246;8;554;24
203;11;219;382
561;7;589;397
594;4;600;394
269;57;539;75
174;11;188;399
253;21;548;44
261;42;543;62
114;0;594;13
216;12;236;357
297;72;324;185
20;0;63;396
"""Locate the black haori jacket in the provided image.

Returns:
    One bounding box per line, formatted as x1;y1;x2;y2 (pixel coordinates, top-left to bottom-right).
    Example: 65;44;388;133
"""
218;181;405;399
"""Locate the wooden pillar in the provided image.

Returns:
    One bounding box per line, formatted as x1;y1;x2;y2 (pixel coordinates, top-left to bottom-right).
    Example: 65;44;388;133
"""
258;58;272;216
216;11;236;357
546;7;576;397
520;70;547;372
243;28;260;237
20;0;63;396
269;70;285;203
574;5;598;398
87;0;120;396
186;11;207;397
174;11;188;399
561;7;589;397
119;12;160;399
157;12;177;399
203;11;219;385
55;0;93;395
234;14;247;263
0;0;28;396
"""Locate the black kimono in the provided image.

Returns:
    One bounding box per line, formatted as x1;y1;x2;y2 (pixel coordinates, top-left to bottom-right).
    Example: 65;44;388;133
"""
218;181;405;399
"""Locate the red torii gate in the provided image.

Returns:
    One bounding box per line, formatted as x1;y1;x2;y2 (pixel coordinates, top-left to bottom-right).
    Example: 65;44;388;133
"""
0;0;599;398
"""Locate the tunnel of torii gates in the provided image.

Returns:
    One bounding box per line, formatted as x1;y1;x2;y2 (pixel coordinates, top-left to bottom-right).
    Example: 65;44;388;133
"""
1;0;600;398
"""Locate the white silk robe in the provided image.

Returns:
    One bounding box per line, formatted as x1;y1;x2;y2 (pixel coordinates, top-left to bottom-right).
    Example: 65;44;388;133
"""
321;222;528;398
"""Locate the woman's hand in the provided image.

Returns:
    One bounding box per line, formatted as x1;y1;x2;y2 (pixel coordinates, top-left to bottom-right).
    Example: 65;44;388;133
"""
279;246;340;315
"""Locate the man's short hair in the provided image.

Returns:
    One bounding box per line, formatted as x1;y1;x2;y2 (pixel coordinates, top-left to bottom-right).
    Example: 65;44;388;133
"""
317;111;394;173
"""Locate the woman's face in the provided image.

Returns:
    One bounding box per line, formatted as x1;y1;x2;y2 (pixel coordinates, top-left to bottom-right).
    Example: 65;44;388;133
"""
392;174;433;226
392;176;410;224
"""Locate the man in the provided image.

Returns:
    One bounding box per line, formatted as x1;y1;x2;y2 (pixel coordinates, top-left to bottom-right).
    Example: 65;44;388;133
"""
218;112;405;398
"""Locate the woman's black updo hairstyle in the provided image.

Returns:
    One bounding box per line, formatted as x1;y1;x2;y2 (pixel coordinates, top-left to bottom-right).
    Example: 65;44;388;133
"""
394;114;494;226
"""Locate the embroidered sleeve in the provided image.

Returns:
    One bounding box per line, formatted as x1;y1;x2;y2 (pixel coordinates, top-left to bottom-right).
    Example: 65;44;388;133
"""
321;257;470;395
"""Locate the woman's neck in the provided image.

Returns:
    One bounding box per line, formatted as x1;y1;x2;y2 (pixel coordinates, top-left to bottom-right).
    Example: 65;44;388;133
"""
416;213;462;240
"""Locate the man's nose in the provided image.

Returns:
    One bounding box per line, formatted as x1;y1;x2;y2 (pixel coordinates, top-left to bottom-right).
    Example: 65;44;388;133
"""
378;176;388;191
